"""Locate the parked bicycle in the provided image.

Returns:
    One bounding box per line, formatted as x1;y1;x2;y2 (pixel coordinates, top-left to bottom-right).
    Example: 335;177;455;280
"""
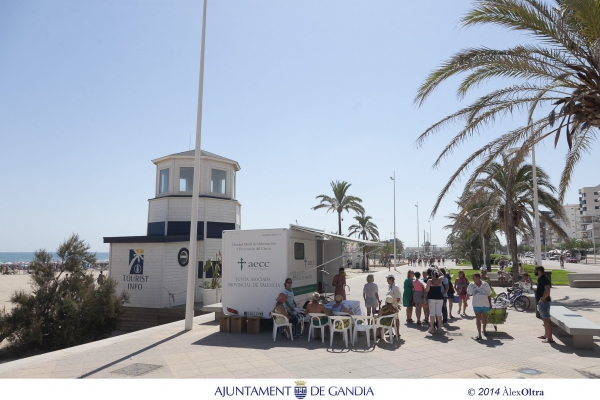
493;288;530;312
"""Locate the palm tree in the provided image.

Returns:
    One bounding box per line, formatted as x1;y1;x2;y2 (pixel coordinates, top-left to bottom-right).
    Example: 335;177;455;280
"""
463;154;568;281
445;191;500;269
312;181;365;235
348;214;379;271
415;0;600;202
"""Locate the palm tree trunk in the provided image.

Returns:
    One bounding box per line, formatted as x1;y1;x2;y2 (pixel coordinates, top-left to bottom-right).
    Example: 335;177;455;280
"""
484;234;492;270
505;202;520;284
337;210;342;235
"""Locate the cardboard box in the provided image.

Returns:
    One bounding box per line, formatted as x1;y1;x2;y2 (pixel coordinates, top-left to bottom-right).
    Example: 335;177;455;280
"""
219;315;231;333
230;316;247;333
246;317;260;334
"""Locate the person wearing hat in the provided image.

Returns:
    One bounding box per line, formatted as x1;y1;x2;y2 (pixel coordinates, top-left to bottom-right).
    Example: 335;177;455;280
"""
375;295;399;341
272;292;299;338
386;274;402;337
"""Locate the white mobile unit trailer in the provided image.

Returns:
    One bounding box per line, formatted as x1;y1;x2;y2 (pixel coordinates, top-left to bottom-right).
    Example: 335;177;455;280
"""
221;225;382;318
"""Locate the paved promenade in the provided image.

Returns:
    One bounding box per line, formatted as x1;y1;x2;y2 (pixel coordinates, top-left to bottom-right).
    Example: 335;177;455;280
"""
0;263;598;379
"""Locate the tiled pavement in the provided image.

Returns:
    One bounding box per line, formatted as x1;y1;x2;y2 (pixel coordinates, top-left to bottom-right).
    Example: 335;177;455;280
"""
0;264;598;379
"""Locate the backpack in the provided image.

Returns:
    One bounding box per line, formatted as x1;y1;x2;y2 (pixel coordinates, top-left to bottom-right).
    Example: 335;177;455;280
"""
446;274;455;296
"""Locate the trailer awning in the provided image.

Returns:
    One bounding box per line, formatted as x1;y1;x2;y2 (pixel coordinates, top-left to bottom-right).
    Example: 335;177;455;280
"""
290;224;384;247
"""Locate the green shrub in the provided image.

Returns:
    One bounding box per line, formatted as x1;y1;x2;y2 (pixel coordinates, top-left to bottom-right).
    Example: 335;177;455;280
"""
0;234;128;355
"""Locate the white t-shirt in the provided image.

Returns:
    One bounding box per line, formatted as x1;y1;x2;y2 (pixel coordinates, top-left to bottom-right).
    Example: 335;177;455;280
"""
387;284;402;308
466;282;492;308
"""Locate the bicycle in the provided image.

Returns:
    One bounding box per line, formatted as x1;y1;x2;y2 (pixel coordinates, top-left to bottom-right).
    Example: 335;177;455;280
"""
493;288;530;312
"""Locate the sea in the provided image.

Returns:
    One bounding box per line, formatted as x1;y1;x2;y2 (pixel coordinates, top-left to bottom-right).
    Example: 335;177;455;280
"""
0;252;110;263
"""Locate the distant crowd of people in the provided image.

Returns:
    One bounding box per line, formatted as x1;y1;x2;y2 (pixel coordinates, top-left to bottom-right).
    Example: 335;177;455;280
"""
406;255;446;267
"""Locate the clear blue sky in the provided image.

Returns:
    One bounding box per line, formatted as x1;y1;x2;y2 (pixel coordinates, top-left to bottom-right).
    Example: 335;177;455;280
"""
1;0;597;252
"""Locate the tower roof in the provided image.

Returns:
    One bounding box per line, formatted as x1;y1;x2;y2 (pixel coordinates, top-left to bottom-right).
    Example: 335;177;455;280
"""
152;149;240;171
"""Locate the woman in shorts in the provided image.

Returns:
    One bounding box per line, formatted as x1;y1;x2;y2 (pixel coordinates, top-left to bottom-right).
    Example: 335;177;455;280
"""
466;273;492;340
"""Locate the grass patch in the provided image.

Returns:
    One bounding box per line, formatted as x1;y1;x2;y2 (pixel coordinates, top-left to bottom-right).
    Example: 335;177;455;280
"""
450;265;572;286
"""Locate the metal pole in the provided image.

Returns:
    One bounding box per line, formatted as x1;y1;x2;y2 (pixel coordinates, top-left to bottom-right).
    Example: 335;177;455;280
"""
392;173;397;271
592;222;597;265
185;0;208;331
428;220;432;256
532;144;543;268
415;203;419;257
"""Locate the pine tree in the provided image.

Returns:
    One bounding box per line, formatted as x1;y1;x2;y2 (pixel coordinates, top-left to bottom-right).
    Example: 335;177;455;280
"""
0;234;128;354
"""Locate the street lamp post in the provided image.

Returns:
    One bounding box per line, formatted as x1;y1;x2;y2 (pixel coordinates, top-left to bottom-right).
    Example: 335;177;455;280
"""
428;219;432;256
185;0;209;331
590;222;597;265
390;173;397;271
532;143;543;268
415;203;419;258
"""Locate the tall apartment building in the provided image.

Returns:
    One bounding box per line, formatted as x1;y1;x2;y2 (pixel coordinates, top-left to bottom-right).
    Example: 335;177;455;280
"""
543;204;578;245
577;184;600;245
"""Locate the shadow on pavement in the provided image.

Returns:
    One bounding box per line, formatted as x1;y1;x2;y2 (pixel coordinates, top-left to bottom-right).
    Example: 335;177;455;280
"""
79;330;188;379
553;296;600;312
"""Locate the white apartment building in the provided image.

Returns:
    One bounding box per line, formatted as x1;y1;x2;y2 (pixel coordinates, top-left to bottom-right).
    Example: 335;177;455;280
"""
577;184;600;245
542;204;578;245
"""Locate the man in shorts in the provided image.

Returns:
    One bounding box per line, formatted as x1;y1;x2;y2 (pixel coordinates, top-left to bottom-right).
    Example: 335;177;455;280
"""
535;266;554;343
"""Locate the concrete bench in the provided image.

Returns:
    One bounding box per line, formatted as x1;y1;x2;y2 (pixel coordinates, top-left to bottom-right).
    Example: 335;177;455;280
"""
567;274;600;288
202;302;224;321
549;305;600;349
523;293;535;311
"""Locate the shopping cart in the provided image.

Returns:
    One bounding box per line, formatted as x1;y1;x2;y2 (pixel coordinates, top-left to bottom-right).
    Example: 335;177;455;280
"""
486;304;508;332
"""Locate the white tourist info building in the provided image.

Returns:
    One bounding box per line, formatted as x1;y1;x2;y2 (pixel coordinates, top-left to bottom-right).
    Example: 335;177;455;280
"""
104;150;240;309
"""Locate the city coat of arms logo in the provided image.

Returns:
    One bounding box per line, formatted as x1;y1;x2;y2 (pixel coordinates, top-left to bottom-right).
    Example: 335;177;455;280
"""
129;249;144;274
294;380;307;400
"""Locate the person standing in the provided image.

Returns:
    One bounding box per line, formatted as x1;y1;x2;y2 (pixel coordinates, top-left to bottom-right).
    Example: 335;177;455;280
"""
332;267;347;300
386;275;402;337
454;270;469;316
425;270;444;334
466;273;492;341
97;270;105;286
363;274;379;316
403;270;415;323
535;266;554;343
412;271;425;324
440;268;450;325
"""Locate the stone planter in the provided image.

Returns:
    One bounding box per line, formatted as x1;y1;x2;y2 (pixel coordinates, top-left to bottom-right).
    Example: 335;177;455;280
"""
201;288;220;305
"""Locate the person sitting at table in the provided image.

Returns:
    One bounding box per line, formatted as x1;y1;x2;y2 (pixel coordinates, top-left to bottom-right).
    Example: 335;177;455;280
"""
305;292;332;339
272;293;295;337
375;295;398;341
331;294;352;329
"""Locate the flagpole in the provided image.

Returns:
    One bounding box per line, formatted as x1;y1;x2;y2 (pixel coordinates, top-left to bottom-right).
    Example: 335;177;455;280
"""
185;0;208;331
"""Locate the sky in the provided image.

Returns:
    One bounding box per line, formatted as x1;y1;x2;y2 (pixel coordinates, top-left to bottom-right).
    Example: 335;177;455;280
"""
1;0;598;252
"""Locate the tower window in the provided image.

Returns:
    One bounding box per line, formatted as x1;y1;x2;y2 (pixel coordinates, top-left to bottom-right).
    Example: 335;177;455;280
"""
159;168;170;194
211;169;226;194
180;167;194;192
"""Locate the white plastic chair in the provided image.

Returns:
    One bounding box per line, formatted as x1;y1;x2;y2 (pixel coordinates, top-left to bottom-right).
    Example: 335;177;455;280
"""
328;315;352;348
271;312;293;342
351;315;373;347
372;315;397;344
294;307;307;336
307;313;329;343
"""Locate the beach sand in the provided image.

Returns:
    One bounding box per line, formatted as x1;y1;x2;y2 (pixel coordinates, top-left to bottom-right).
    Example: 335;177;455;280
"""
1;270;106;312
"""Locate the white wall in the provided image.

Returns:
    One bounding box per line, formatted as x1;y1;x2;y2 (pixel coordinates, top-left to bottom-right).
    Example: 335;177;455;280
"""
110;243;165;309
